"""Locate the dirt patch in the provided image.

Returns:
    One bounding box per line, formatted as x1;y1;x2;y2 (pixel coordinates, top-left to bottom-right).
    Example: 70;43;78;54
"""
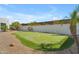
0;31;43;54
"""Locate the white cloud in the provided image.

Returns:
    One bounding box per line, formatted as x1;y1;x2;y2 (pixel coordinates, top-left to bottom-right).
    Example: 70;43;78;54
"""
0;5;64;24
52;17;59;20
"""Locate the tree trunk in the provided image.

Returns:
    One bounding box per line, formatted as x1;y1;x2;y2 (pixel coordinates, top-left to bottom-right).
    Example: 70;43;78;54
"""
70;24;79;53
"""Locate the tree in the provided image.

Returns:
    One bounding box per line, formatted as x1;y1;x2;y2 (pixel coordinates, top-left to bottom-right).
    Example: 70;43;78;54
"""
28;22;37;26
70;6;79;53
1;24;8;32
10;22;20;30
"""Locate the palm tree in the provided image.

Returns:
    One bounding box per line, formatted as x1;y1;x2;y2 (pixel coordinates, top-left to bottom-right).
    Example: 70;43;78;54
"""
70;7;79;53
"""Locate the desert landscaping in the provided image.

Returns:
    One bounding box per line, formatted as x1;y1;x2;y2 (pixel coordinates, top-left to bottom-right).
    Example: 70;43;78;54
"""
0;4;79;54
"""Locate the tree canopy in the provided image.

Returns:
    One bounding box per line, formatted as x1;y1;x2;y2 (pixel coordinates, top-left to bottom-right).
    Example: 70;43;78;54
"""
10;22;20;30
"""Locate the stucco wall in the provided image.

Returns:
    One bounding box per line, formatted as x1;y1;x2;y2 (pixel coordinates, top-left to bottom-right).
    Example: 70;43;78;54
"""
19;24;79;35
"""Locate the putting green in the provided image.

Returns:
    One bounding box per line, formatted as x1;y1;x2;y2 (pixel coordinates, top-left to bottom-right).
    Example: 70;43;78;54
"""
14;31;68;49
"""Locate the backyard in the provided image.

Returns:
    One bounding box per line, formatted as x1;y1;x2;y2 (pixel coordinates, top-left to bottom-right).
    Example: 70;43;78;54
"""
14;31;74;51
0;4;78;54
0;31;77;54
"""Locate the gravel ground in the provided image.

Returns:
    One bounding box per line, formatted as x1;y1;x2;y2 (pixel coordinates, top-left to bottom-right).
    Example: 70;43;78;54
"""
0;31;43;54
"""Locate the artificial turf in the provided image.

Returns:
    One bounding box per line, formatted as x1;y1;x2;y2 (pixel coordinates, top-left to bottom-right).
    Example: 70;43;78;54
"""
14;31;70;50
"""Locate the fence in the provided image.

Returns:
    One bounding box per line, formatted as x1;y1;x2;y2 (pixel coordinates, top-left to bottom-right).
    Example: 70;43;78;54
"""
19;24;79;35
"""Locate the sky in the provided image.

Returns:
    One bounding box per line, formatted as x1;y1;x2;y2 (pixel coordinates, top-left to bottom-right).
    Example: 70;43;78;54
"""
0;4;78;24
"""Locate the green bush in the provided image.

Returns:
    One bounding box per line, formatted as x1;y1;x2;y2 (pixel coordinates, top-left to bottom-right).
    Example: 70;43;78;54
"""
10;22;20;30
1;25;8;32
39;43;53;51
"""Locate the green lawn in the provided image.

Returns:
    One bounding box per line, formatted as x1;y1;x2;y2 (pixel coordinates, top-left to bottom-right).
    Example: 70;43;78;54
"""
14;31;74;51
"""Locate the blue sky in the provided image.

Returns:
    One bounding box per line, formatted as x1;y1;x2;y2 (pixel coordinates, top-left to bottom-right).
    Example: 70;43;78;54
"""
0;4;78;24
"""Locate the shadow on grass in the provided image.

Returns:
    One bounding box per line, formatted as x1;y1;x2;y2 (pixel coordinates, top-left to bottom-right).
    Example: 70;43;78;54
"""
59;37;74;50
40;37;74;51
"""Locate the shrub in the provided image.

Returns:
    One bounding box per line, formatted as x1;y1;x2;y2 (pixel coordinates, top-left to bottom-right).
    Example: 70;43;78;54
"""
39;43;53;51
1;25;8;32
10;22;20;30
